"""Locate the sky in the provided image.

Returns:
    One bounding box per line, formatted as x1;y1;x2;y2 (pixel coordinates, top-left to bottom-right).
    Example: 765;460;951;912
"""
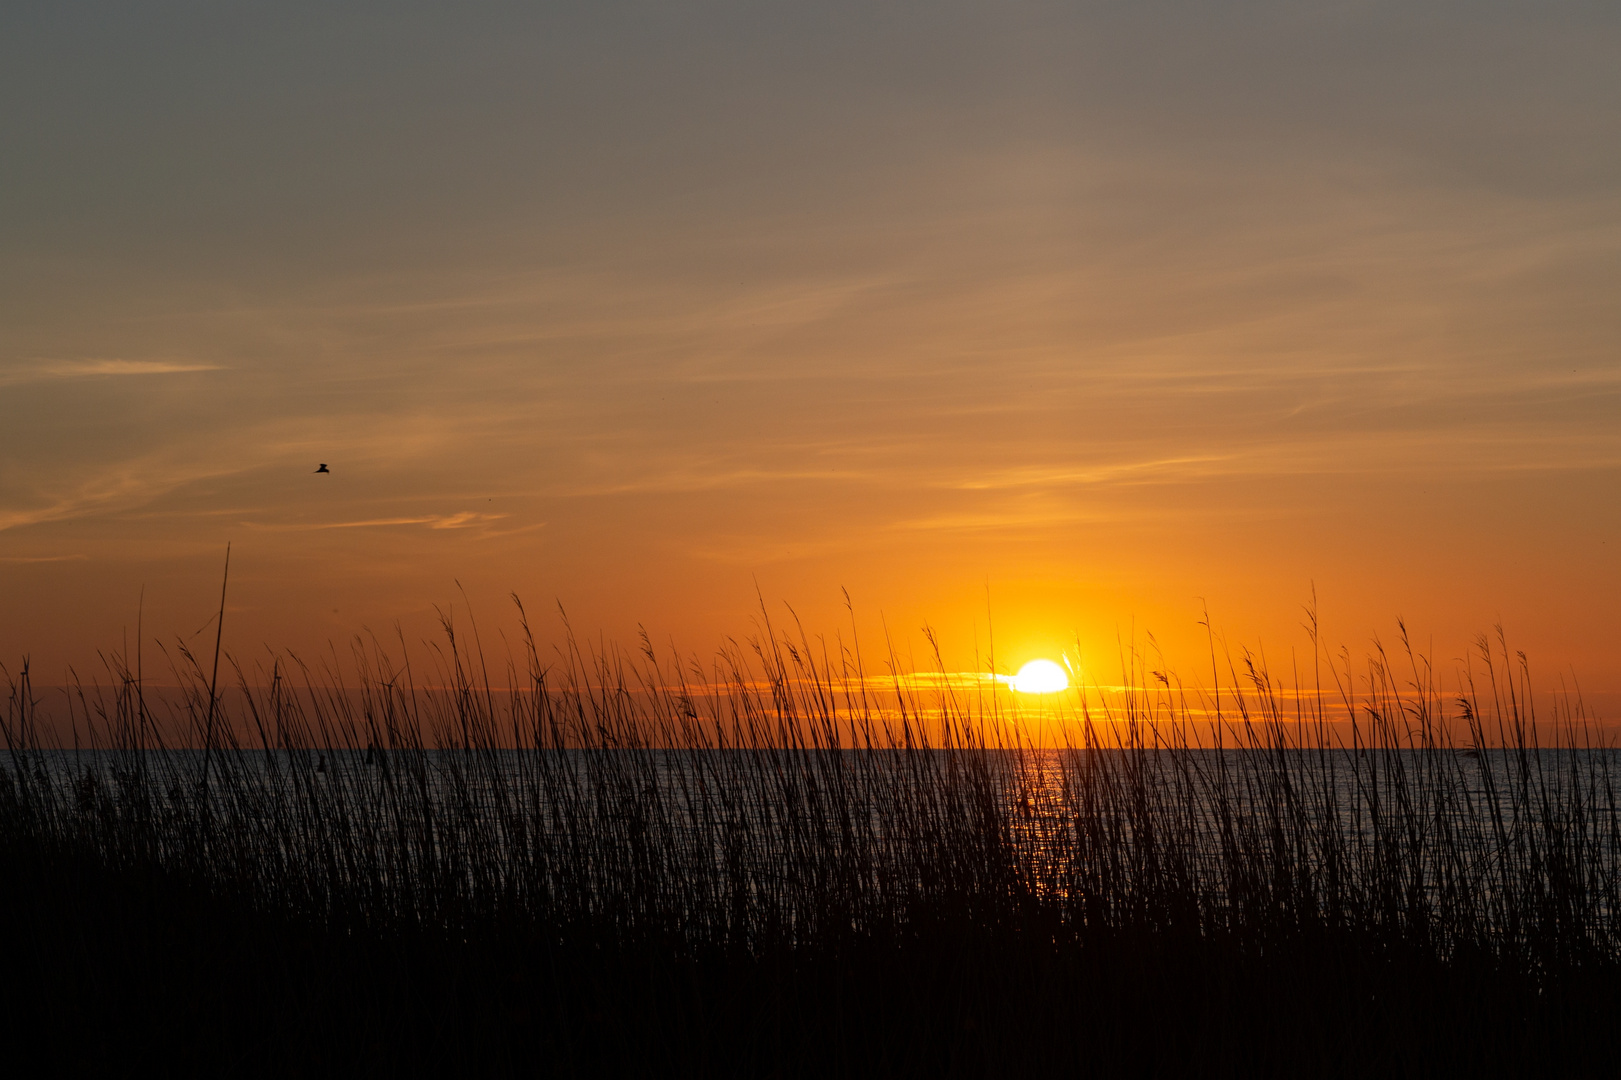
2;1;1619;709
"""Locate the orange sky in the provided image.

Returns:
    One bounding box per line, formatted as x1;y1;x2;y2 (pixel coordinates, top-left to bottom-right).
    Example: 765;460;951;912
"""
2;2;1618;716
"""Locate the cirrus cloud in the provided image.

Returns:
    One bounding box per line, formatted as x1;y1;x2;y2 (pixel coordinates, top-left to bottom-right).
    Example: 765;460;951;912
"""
0;359;223;387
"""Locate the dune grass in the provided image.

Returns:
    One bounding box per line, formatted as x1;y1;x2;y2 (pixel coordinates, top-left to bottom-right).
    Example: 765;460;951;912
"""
3;604;1620;1076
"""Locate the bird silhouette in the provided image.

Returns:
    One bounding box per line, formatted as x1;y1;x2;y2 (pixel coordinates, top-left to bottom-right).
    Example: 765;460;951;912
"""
315;463;330;474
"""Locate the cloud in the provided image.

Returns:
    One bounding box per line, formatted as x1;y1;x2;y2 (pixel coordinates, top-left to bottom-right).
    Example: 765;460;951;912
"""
429;511;501;530
951;457;1235;491
242;513;510;532
0;359;224;386
0;459;240;533
887;508;1101;535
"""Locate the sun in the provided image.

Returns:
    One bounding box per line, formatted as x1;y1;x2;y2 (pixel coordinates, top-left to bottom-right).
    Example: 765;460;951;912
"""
1011;659;1069;694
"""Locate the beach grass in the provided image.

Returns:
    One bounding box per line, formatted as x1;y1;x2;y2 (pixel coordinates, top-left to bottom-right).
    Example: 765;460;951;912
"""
3;604;1619;1076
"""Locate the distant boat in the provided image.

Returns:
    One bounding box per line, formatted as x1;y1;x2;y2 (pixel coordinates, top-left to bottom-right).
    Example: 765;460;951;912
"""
315;463;330;473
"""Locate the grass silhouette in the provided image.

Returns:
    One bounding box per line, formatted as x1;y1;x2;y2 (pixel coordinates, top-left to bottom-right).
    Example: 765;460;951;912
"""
3;602;1619;1076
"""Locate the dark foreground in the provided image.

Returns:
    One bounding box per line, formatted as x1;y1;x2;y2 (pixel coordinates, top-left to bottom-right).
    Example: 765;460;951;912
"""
6;838;1618;1079
9;625;1621;1077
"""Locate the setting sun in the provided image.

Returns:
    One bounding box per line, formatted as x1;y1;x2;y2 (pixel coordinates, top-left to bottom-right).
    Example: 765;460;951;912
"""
5;3;1620;1073
1011;659;1069;694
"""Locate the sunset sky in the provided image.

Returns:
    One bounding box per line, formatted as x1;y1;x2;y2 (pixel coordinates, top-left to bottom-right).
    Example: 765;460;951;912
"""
3;2;1618;703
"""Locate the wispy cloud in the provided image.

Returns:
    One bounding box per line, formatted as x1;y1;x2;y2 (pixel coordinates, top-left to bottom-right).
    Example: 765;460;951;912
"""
0;359;223;387
0;459;242;533
887;508;1100;535
242;512;509;532
562;467;875;498
952;456;1235;491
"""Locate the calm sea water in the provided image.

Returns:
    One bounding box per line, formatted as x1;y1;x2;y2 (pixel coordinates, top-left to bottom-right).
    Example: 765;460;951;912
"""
14;745;1619;840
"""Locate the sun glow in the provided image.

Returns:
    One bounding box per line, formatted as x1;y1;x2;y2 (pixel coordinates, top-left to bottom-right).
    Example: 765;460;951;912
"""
1011;659;1069;695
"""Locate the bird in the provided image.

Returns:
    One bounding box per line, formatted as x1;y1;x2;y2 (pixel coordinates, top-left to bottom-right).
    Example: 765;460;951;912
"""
315;463;330;474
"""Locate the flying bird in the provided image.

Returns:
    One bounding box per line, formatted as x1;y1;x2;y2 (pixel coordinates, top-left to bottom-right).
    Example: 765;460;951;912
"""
315;464;330;474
